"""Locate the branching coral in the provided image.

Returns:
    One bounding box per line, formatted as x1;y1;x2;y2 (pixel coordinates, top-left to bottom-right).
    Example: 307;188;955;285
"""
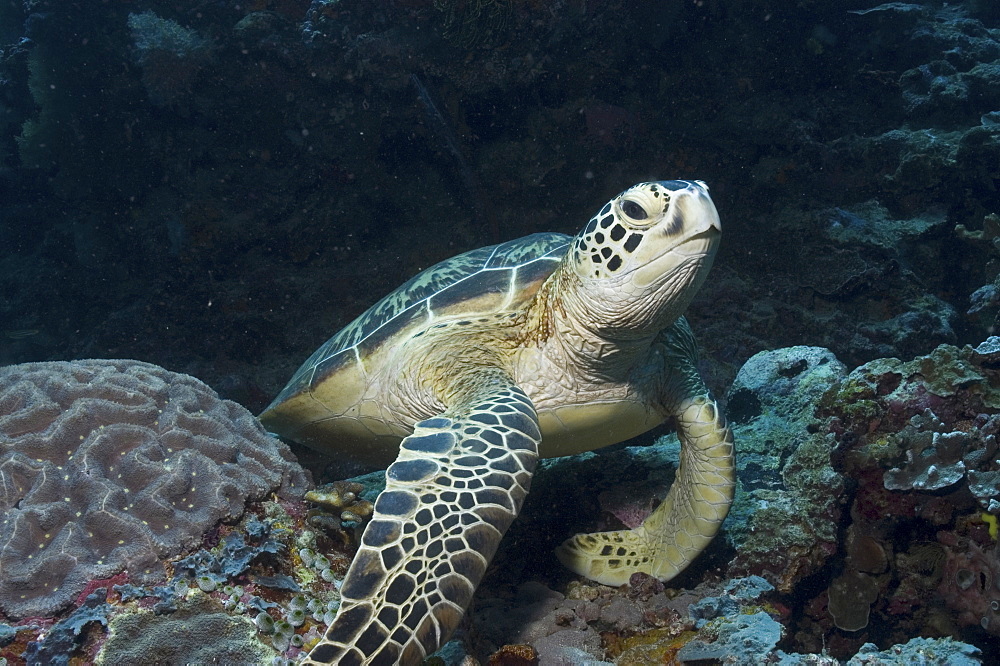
0;359;309;619
883;410;982;491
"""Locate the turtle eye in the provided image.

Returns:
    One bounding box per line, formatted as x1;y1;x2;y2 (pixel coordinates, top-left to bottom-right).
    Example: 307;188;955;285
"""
620;199;648;221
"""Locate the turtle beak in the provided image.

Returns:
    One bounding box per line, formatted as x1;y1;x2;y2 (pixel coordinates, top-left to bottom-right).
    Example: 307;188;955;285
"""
659;180;721;238
631;181;720;288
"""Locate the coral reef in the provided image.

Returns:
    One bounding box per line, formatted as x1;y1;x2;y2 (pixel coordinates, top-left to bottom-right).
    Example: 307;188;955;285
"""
472;576;692;664
172;516;286;590
938;538;1000;635
1;499;354;664
470;573;982;665
0;359;309;619
805;338;1000;654
465;338;1000;662
23;588;110;666
3;340;998;662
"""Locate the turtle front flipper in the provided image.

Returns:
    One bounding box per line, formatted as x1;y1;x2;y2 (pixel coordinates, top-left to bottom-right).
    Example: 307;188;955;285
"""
303;380;541;666
555;317;735;586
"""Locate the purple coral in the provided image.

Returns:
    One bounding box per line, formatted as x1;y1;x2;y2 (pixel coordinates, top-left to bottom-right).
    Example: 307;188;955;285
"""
0;359;310;620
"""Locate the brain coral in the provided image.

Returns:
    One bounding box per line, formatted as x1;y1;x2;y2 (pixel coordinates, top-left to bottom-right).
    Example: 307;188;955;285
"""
0;359;310;620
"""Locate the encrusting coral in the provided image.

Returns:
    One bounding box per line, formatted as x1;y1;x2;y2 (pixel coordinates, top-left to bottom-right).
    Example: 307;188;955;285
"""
96;591;275;665
0;359;309;620
813;338;1000;649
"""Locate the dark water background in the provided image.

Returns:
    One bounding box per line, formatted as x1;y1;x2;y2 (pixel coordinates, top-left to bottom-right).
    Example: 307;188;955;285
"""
3;0;998;414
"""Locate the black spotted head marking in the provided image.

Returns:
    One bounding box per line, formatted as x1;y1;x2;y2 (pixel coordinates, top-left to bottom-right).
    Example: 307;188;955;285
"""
569;180;721;282
566;180;722;332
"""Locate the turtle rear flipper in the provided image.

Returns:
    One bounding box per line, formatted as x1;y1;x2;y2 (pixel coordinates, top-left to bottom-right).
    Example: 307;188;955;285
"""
304;379;540;666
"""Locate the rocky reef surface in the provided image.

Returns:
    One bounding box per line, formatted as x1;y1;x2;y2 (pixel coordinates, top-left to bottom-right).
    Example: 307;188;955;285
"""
461;337;1000;663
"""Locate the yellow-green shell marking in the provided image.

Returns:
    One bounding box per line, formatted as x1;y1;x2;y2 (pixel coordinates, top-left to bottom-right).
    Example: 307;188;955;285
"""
261;233;568;457
270;232;568;396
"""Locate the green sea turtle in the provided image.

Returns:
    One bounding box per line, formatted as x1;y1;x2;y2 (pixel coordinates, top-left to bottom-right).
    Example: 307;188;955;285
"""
260;180;735;665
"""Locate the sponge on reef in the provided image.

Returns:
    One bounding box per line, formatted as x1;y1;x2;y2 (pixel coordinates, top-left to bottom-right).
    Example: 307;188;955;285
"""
0;359;310;619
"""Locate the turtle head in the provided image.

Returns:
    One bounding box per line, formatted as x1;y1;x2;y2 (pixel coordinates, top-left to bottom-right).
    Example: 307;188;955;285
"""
567;180;721;334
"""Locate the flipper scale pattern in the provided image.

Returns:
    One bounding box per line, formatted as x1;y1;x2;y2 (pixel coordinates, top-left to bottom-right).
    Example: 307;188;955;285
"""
302;382;540;665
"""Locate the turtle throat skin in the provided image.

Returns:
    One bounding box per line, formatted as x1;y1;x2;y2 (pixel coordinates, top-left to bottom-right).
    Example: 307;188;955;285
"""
561;180;720;339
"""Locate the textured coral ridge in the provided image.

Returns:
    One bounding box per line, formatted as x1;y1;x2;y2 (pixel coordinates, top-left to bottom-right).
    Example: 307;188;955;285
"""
0;359;309;620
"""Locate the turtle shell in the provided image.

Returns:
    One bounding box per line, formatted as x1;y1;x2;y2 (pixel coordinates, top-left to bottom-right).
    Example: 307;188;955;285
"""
260;232;570;444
